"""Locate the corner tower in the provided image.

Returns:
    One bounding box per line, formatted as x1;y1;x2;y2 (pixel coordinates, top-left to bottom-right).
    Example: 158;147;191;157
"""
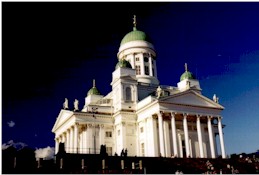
117;15;159;85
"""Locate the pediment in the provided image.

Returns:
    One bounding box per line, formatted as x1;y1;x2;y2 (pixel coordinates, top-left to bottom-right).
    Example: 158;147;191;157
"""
160;90;224;109
52;109;73;132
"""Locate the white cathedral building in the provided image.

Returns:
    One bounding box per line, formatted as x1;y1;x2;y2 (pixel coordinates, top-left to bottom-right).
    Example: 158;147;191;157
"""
52;16;226;159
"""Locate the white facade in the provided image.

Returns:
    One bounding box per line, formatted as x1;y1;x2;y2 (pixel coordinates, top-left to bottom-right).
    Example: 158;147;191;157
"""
52;18;227;159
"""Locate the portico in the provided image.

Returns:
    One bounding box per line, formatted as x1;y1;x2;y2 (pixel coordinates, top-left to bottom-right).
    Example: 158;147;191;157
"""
140;110;226;158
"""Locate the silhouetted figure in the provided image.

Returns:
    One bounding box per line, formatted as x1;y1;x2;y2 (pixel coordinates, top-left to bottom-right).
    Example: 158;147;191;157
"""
121;149;124;157
114;152;118;156
100;145;107;158
57;143;66;157
124;149;128;157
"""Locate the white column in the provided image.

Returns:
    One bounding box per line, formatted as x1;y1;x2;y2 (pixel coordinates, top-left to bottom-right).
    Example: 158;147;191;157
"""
84;125;88;153
196;115;204;158
145;119;148;156
81;127;85;153
189;138;193;157
163;120;171;157
66;131;69;153
218;116;226;158
90;125;94;154
158;112;165;157
60;134;63;143
70;127;74;153
153;116;159;156
149;55;153;76
74;123;79;154
171;112;178;157
132;53;136;69
99;125;104;145
140;55;145;75
183;114;190;157
55;138;59;154
207;116;216;158
79;130;82;153
148;116;156;156
178;133;183;158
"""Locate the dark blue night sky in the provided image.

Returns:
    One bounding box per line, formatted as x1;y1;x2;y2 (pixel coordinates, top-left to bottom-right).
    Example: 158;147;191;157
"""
2;2;259;155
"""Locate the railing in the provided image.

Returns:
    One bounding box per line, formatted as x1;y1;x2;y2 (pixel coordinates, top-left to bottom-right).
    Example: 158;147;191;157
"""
65;147;100;154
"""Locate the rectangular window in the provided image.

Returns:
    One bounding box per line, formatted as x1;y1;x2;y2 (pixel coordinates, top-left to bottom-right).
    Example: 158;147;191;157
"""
135;65;141;75
105;131;112;138
140;127;144;133
141;143;145;156
135;57;139;61
145;66;149;75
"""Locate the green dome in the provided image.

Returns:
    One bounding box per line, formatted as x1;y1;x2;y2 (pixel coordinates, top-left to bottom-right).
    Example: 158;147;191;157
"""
87;87;100;96
180;63;196;81
120;28;151;46
115;59;132;69
180;71;195;81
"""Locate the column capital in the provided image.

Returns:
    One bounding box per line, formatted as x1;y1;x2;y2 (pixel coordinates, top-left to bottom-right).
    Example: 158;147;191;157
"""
207;116;214;120
217;116;223;120
183;113;188;117
55;137;59;141
196;115;201;120
170;111;177;116
196;114;202;117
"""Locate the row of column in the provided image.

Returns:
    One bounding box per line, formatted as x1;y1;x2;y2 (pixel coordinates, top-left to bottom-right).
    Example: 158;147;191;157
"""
55;123;79;154
157;112;226;158
55;123;105;154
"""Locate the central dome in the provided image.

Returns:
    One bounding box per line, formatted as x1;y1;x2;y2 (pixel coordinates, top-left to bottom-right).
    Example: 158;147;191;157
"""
120;28;151;46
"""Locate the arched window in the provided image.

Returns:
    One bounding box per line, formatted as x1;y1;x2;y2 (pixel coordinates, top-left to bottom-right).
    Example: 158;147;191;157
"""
125;87;132;101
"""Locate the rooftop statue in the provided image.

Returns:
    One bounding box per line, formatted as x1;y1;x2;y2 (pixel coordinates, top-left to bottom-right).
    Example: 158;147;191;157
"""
63;98;69;110
74;99;79;111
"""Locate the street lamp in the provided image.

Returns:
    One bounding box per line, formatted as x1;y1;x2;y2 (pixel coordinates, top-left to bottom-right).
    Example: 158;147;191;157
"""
92;107;98;154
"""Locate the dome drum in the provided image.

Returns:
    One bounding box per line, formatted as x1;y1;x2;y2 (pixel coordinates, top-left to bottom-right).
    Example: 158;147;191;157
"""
118;41;155;58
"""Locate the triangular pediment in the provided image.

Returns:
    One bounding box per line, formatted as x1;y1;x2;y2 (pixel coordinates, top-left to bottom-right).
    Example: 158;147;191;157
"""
52;109;74;132
160;90;224;109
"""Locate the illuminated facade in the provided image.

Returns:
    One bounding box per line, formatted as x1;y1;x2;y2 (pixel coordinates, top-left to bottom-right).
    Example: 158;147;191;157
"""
52;16;226;158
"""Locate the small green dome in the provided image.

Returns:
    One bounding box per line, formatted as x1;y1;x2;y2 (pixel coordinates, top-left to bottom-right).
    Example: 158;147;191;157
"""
87;79;101;96
115;59;132;69
120;28;151;46
180;71;195;81
87;87;100;96
180;63;196;81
